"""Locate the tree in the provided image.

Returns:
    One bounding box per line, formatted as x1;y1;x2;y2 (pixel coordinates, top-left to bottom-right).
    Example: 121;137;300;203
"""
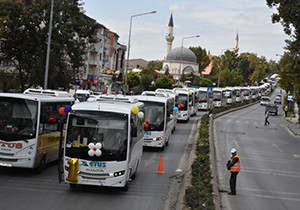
199;78;212;87
249;60;268;84
189;46;210;72
127;72;141;88
147;60;163;71
155;76;173;89
0;0;97;91
267;0;300;123
140;68;156;91
237;53;256;84
0;1;44;91
267;0;300;55
278;55;294;93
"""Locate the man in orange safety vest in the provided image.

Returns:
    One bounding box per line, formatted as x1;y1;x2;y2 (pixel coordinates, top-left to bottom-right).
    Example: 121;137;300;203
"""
226;148;240;195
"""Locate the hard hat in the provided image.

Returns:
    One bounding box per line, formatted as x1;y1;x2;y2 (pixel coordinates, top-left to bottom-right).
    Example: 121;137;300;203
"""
231;148;237;153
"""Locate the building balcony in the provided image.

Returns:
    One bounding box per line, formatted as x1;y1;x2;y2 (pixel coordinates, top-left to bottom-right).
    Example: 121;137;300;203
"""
88;60;98;66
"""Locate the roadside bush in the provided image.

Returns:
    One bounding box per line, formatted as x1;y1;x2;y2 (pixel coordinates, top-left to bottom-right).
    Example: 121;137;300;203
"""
185;113;215;210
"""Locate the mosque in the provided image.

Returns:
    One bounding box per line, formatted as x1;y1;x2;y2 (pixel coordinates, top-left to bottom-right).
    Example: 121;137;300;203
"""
162;13;239;81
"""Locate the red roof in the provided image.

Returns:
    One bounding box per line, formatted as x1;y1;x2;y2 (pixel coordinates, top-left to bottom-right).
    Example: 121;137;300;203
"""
202;55;213;75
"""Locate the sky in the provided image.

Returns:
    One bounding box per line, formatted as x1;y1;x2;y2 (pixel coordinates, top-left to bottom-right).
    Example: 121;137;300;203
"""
82;0;288;62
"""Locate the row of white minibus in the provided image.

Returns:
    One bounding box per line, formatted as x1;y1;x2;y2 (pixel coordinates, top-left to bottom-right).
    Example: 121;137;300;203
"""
66;86;210;190
210;83;272;108
0;83;270;191
63;87;203;190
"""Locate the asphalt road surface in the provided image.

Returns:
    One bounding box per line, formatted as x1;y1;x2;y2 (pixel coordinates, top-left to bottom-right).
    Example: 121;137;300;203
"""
0;113;202;210
214;99;300;210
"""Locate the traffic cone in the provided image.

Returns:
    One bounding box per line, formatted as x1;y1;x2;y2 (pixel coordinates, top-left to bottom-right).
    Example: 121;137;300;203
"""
157;156;165;174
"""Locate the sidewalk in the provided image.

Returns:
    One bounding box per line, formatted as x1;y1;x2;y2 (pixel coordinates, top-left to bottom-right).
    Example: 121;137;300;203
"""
286;116;300;136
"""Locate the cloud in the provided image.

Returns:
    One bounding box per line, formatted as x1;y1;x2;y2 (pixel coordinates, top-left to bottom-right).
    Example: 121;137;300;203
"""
83;0;287;61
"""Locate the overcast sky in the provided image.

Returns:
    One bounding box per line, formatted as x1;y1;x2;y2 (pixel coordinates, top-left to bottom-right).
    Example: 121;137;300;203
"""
82;0;288;61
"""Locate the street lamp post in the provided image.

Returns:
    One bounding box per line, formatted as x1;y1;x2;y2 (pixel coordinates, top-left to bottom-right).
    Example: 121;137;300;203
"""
44;0;54;89
217;48;234;87
179;35;200;80
125;10;156;86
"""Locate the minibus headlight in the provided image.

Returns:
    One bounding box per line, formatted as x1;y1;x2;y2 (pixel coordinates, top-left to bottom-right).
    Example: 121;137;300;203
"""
153;136;164;141
111;170;125;177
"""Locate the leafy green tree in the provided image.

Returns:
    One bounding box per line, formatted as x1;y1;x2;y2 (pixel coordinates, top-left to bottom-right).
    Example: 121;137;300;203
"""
192;75;201;86
199;78;212;87
223;50;238;70
140;68;156;91
219;68;231;87
230;69;244;86
219;68;243;87
127;72;141;88
267;0;300;55
155;76;173;89
237;53;255;84
210;56;222;85
249;59;268;84
267;0;300;122
0;1;44;91
189;46;210;72
0;0;97;91
147;60;163;71
278;54;299;94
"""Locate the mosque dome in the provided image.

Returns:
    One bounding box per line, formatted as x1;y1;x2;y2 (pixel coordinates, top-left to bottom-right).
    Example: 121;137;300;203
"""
166;47;197;63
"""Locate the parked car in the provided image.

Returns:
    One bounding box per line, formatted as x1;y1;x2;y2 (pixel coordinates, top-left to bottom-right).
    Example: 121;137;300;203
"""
275;94;282;104
266;104;278;115
260;96;270;106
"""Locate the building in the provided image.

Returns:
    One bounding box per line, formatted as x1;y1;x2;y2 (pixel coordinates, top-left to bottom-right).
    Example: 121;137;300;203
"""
78;19;126;91
162;13;199;81
162;47;199;80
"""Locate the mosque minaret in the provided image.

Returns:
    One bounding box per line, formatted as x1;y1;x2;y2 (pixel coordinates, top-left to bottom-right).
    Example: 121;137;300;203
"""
165;13;174;57
234;32;239;53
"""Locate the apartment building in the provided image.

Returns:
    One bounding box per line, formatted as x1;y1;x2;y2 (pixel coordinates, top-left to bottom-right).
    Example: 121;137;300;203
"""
79;21;126;91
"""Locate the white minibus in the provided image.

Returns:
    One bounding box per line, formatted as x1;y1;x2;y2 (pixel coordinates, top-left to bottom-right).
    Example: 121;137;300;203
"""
197;87;213;111
137;93;176;149
224;87;237;104
62;95;144;191
241;87;251;101
212;88;226;107
0;88;74;170
173;88;191;122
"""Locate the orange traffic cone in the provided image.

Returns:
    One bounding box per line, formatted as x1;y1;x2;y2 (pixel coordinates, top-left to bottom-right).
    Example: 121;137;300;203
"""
157;156;165;174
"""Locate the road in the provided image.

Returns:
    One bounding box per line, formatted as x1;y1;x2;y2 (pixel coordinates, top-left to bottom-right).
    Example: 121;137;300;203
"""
0;113;202;210
214;96;300;210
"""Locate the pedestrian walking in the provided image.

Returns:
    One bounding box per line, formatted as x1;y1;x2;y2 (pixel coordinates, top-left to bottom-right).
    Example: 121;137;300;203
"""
284;105;288;117
226;148;240;195
264;109;270;125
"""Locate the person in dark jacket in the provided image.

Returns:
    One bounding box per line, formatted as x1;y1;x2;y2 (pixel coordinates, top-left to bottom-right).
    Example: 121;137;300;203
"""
226;148;240;195
264;110;270;125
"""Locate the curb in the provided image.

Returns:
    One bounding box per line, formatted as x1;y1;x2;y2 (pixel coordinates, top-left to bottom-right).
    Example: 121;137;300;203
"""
163;117;201;210
287;125;300;136
209;114;221;210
